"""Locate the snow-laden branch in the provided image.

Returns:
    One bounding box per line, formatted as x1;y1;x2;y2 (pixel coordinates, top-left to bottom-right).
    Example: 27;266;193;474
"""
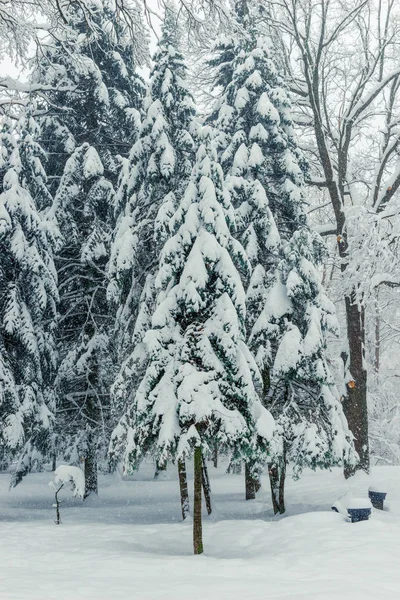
347;68;400;124
0;76;76;94
315;224;337;237
370;273;400;290
374;157;400;214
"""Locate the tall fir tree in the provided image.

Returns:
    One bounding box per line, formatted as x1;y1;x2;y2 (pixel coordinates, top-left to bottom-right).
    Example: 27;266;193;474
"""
209;0;355;509
108;6;198;436
50;143;115;497
0;115;59;483
110;128;274;553
28;0;148;494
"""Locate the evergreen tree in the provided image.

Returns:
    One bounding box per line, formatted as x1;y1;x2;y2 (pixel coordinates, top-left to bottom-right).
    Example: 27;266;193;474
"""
0;116;58;483
209;1;355;508
110;129;274;553
32;0;147;193
51;143;115;497
108;6;197;434
28;0;148;494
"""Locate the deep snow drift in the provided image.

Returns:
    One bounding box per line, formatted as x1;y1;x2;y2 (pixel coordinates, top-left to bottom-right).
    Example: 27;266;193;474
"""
0;462;398;599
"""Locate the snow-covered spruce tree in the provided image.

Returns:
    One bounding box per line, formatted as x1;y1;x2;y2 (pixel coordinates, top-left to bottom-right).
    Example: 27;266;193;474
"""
0;116;58;484
110;129;274;553
32;0;147;194
208;1;355;508
51;143;115;498
108;6;197;442
251;229;356;512
29;0;147;495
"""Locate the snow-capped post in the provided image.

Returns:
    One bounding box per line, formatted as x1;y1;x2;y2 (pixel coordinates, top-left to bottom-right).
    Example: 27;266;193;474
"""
346;505;371;524
332;495;372;522
368;487;387;510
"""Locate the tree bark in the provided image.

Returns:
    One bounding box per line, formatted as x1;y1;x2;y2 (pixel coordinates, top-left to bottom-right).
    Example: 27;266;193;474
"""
212;442;218;468
178;458;190;520
54;483;64;525
154;459;167;479
342;297;369;476
227;459;242;474
268;461;286;514
201;455;212;515
84;437;98;499
374;291;380;379
193;446;204;555
245;462;257;500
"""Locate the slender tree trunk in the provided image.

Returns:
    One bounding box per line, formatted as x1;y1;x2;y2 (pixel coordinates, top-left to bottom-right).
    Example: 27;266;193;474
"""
342;297;369;476
54;483;63;525
245;462;257;500
374;291;380;380
193;446;203;555
178;458;190;520
51;452;57;472
154;459;167;479
268;461;286;514
227;459;242;474
201;455;212;515
84;437;98;499
212;442;218;468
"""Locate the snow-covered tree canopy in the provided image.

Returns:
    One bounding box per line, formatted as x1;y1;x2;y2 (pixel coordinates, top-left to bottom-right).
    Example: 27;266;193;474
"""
110;128;274;472
31;0;147;193
206;2;356;479
0;116;58;483
108;6;199;431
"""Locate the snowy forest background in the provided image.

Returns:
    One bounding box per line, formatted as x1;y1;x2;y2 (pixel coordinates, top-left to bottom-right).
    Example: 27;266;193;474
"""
1;0;400;555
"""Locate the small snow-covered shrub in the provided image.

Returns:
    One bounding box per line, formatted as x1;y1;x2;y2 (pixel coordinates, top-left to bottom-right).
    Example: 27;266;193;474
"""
53;465;85;499
49;465;85;524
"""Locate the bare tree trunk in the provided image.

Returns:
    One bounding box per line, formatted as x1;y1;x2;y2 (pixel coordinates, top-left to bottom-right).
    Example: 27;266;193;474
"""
53;483;64;524
227;459;242;474
51;452;57;472
375;291;380;379
212;442;218;468
201;455;212;515
154;459;167;479
193;446;203;555
268;461;286;514
245;462;257;500
178;458;190;520
342;297;369;476
84;436;98;499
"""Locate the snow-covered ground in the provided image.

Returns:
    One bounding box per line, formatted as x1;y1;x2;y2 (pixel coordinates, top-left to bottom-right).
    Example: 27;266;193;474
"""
0;462;398;599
